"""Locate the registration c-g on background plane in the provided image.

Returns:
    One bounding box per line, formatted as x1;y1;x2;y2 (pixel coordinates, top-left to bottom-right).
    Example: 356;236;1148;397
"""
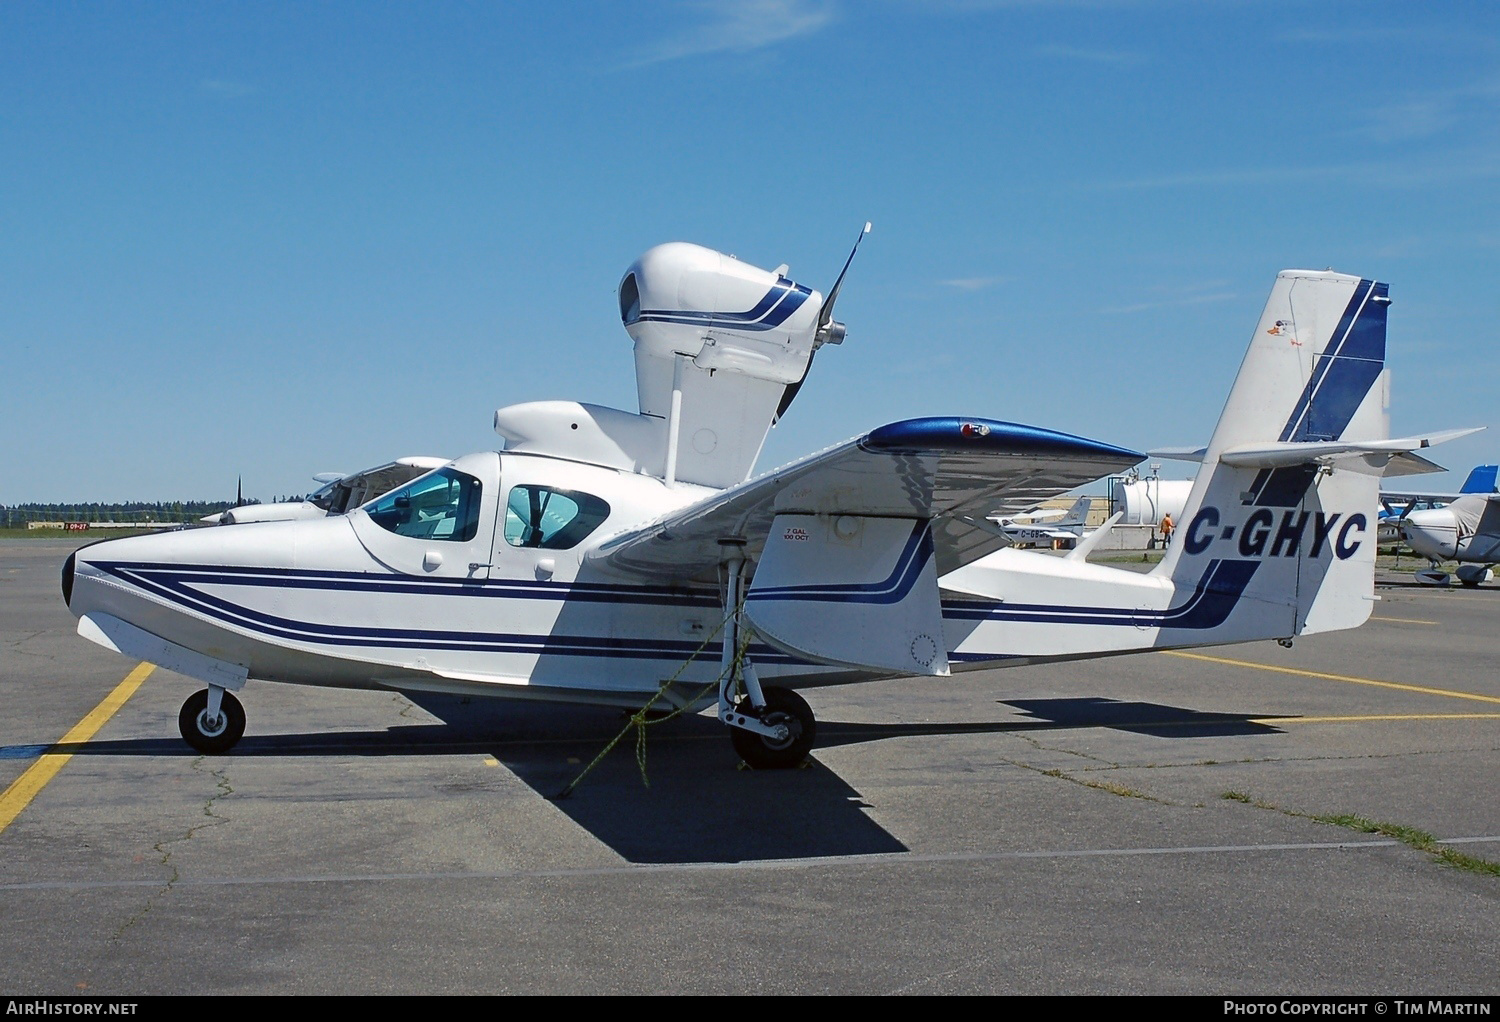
60;228;1478;769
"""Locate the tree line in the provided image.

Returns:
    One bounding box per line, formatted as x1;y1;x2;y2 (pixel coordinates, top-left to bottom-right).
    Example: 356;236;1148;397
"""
0;499;303;527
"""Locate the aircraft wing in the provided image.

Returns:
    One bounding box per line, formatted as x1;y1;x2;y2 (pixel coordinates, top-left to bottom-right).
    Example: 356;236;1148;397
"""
588;417;1142;582
994;506;1068;525
1383;463;1500;505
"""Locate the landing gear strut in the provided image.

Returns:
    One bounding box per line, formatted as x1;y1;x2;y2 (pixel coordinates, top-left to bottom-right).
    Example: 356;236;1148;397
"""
717;543;817;769
179;687;246;754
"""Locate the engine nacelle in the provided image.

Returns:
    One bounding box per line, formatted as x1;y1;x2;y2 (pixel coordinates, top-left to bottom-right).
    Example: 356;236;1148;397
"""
620;243;824;398
619;244;828;488
494;243;840;490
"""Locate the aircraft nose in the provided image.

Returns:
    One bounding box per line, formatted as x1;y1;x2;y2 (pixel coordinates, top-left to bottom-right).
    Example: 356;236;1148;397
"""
1400;509;1450;556
61;552;75;608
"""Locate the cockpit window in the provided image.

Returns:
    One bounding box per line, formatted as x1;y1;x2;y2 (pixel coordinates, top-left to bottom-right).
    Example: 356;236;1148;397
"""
309;481;352;514
364;468;482;542
504;486;610;549
619;273;641;325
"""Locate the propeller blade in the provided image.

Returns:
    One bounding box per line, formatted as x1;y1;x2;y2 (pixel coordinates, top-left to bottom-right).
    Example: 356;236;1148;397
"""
779;222;872;422
814;221;871;346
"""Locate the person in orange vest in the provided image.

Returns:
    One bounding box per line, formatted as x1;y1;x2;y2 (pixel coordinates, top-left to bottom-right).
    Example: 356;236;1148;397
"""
1159;512;1175;548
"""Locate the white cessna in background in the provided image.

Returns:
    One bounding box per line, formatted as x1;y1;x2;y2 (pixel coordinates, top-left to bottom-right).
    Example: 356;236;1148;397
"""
63;233;1476;767
993;495;1095;548
1374;463;1496;545
1398;470;1500;585
202;457;450;526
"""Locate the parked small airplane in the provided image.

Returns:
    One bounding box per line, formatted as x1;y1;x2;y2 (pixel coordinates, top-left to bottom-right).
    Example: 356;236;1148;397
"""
994;495;1094;548
1400;483;1500;586
61;245;1475;767
1376;464;1498;546
202;458;449;526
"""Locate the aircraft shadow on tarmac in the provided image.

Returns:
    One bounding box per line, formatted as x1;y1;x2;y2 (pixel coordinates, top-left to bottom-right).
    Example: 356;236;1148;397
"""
997;697;1288;738
25;693;1289;865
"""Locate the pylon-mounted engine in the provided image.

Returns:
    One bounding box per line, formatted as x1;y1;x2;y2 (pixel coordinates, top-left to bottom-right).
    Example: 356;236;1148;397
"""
496;227;867;489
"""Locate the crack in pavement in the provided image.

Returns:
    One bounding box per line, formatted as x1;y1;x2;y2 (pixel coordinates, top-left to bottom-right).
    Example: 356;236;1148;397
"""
111;759;234;942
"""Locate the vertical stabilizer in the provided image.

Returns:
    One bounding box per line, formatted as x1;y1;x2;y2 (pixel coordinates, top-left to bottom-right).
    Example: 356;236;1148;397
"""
1460;465;1499;494
1154;271;1390;640
1057;496;1092;528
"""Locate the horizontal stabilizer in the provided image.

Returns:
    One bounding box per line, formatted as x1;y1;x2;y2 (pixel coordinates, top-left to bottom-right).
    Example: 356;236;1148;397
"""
1218;427;1482;470
1148;446;1208;464
1381;452;1447;478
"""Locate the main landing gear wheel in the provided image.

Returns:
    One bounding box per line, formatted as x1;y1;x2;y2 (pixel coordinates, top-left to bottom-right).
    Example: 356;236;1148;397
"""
178;689;246;754
731;687;816;770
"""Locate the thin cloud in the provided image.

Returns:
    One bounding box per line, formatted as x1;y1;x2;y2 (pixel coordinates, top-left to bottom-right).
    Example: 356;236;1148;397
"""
938;276;1008;290
200;79;257;98
1100;292;1238;315
1354;78;1500;143
625;0;835;68
915;0;1156;9
1034;43;1146;66
1278;26;1495;48
1086;150;1500;191
1359;100;1461;143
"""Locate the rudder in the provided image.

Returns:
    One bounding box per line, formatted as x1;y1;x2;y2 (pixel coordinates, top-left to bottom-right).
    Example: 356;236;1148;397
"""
1154;271;1390;643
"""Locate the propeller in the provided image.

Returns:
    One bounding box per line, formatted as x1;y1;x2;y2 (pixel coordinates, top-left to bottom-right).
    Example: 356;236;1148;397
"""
813;221;872;351
775;222;871;422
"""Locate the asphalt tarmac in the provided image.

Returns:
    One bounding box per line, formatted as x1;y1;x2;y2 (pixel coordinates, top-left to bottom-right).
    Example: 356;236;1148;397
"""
1;537;1496;996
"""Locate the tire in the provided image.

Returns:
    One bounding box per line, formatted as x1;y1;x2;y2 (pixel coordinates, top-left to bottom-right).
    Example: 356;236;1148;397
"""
178;689;246;754
730;687;815;770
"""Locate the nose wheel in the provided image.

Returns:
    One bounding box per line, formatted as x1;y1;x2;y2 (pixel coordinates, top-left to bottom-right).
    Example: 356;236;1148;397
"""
179;688;246;754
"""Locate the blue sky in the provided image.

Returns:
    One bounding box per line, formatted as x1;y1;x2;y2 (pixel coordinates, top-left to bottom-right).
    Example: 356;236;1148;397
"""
4;1;1497;504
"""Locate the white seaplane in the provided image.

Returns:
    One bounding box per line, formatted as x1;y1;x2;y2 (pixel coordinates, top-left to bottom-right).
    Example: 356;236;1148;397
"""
62;233;1476;768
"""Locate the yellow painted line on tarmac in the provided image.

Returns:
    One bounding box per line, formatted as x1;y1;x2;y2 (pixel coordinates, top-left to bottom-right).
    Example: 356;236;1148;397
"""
0;663;154;835
1251;713;1500;725
1369;616;1439;625
1163;651;1500;705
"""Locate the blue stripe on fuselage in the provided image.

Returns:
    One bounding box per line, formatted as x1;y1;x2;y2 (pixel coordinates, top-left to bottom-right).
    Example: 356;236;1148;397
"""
942;558;1259;631
746;521;933;604
88;553;1257;669
635;277;812;332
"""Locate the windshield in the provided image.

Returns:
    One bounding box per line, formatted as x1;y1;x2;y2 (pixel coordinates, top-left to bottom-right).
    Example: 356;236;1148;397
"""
363;467;483;542
308;480;351;513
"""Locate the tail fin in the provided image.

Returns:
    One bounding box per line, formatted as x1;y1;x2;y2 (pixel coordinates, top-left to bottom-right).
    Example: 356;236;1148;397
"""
1154;271;1391;640
1460;465;1499;494
1058;496;1092;528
